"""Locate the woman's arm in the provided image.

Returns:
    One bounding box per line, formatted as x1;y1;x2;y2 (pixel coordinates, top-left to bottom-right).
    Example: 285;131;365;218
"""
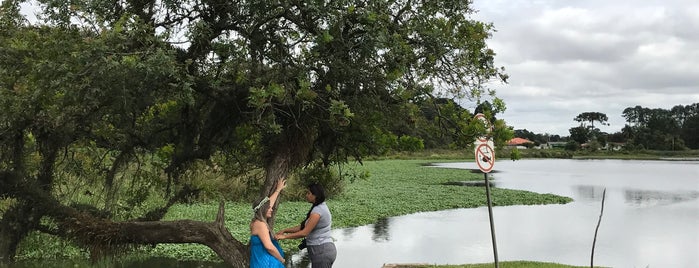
276;213;320;240
276;224;301;235
252;221;285;263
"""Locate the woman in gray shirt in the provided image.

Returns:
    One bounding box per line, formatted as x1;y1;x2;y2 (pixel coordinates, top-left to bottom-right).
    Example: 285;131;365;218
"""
276;183;336;268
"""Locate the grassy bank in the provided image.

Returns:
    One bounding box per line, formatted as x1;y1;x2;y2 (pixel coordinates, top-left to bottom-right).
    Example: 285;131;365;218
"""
15;159;573;265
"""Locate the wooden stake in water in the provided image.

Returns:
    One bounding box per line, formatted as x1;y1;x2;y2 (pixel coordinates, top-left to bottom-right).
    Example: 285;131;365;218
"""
484;172;499;268
591;188;606;268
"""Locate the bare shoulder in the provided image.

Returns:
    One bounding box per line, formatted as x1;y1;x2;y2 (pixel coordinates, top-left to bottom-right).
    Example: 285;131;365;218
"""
250;219;266;235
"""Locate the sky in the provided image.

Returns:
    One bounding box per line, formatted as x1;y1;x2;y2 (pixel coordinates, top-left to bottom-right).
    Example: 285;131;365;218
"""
469;0;699;136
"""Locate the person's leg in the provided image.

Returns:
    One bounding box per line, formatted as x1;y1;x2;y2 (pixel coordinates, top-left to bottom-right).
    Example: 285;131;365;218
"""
308;243;337;268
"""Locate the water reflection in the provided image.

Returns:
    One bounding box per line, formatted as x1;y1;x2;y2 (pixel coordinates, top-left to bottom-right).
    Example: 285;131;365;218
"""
372;217;391;242
289;217;393;267
575;185;606;201
624;189;699;207
575;184;699;207
289;251;311;268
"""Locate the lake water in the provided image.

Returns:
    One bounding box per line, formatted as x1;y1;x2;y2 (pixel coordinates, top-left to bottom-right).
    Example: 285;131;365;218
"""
289;159;699;268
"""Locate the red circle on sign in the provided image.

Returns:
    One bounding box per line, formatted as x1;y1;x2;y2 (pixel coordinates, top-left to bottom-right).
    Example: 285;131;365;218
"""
475;143;495;173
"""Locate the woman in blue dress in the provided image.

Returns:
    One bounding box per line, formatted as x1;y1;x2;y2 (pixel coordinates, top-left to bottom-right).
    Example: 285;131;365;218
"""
250;178;286;267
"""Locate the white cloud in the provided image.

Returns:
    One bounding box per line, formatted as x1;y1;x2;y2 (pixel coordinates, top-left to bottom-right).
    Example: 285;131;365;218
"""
472;0;699;136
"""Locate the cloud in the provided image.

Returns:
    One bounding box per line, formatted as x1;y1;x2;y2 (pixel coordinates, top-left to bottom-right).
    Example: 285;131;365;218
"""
472;0;699;135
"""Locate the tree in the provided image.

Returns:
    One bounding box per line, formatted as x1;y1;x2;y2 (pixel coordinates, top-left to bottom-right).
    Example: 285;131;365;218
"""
674;104;699;149
1;0;507;266
682;115;699;149
574;112;609;129
570;112;609;146
621;105;693;150
569;126;590;145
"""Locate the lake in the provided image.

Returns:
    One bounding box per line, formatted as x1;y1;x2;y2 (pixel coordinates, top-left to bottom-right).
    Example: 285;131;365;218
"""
289;159;699;268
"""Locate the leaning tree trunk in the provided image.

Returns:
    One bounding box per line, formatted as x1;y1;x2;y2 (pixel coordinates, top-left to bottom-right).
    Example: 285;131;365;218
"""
0;172;250;268
0;140;58;264
0;201;41;264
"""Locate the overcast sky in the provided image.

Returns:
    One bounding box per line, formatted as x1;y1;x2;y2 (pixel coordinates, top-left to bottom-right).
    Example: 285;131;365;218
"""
469;0;699;136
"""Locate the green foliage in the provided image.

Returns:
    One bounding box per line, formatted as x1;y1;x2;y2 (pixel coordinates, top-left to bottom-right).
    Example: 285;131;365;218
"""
568;126;590;144
621;104;698;150
397;135;425;152
565;141;580;151
514;129;565;144
1;0;510;263
573;112;609;129
509;147;522;161
293;163;345;200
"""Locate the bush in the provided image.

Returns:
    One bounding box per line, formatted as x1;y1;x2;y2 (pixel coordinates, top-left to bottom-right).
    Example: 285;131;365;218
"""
397;135;425;152
292;163;345;200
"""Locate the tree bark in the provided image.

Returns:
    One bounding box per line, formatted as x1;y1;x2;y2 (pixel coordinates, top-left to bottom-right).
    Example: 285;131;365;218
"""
0;201;38;263
260;127;316;228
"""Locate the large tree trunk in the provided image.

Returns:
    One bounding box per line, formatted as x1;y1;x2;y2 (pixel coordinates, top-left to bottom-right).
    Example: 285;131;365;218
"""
0;172;250;267
0;139;57;264
262;152;290;228
0;201;40;263
260;127;316;228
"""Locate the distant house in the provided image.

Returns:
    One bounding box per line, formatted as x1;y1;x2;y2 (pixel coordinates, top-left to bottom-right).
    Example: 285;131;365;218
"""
546;142;567;149
507;137;534;149
606;142;625;151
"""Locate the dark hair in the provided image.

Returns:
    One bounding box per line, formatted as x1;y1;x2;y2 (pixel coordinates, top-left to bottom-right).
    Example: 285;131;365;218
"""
300;183;325;230
307;183;326;205
297;183;326;249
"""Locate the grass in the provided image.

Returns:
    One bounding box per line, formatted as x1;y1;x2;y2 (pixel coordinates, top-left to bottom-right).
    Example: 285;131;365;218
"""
13;159;574;266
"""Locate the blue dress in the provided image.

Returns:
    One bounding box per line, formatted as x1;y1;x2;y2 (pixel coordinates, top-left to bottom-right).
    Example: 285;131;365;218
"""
250;235;285;268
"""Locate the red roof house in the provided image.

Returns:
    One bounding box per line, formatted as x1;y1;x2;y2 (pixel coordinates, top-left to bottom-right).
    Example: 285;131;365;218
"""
507;137;533;146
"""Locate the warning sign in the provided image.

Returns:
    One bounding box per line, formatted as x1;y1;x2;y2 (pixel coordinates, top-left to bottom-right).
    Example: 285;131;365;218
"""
475;142;495;173
472;114;495;173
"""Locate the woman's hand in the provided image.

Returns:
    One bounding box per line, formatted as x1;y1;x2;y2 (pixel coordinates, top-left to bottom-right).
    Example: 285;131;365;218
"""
275;178;287;192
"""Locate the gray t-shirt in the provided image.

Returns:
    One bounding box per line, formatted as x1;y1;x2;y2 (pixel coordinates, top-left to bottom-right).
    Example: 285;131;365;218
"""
306;202;333;245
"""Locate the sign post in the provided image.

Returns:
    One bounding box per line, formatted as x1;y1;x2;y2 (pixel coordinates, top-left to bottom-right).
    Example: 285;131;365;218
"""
473;113;499;268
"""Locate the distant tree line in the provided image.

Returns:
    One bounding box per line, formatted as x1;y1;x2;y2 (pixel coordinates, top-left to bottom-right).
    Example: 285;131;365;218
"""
620;104;699;150
509;104;699;151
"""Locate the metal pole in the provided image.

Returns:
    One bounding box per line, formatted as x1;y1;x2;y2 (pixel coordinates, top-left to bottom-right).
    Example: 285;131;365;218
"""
484;172;499;268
